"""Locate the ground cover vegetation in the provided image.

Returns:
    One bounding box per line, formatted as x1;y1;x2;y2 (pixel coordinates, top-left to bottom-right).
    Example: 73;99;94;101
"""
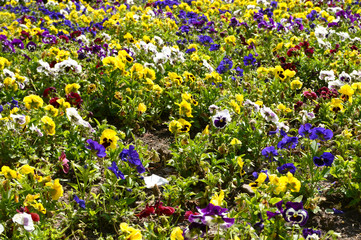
0;0;361;239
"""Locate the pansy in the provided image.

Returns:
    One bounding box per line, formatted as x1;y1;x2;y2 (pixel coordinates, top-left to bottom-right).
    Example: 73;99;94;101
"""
108;161;125;180
243;53;256;66
85;139;106;158
73;195;86;209
100;129;119;150
261;146;278;161
45;179;64;200
171;227;184;240
59;152;69;174
212;109;231;129
302;228;321;240
313;152;334;167
277;163;296;174
260;107;279;123
298;123;313;137
277;135;298;149
12;212;35;232
309;127;333;141
188;203;234;229
119;145;145;173
144;174;169;188
283;202;309;226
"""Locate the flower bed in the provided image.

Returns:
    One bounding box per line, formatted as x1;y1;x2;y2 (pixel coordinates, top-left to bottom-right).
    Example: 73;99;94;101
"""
1;0;361;239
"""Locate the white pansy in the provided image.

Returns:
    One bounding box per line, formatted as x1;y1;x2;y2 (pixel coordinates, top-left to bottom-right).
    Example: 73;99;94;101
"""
153;36;164;46
328;79;344;89
12;213;35;232
319;70;335;82
314;25;328;39
144;174;169;189
75;35;89;45
260;107;279;123
10;114;26;125
30;124;43;137
338;71;351;83
66;108;94;132
54;58;82;74
350;70;361;81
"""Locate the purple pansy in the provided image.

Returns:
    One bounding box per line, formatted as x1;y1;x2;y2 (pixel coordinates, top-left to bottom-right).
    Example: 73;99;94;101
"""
85;139;106;158
309;127;333;141
268;201;308;226
262;146;278;161
277;135;298;149
313;152;334;167
108;161;125;179
73;195;86;209
119;145;145;174
184;203;234;239
298;123;312;137
277;163;296;174
302;228;321;239
243;53;256;66
283;202;309;226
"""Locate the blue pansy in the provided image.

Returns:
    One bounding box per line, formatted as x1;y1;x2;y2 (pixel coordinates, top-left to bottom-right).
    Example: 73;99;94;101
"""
108;161;125;179
73;195;86;209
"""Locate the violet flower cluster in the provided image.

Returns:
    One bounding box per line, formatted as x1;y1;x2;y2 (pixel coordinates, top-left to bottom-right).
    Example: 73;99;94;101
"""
183;203;234;240
119;145;146;174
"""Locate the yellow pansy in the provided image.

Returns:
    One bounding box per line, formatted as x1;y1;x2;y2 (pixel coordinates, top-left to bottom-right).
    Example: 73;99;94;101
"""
100;129;119;150
65;83;80;94
19;165;35;175
41;116;56;136
45;179;63;200
23;95;44;109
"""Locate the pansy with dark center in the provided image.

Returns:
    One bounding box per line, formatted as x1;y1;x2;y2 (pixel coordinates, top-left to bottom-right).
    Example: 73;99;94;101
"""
26;42;37;52
309;127;333;141
261;146;278;161
283;202;309;226
277;163;296;174
212;109;231;129
313;152;334;167
302;228;321;239
188;203;235;230
243;53;256;66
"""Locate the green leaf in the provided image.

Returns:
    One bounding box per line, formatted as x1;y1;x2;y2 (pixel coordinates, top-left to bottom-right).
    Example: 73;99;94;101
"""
310;140;318;154
269;197;282;205
293;195;303;203
68;183;79;191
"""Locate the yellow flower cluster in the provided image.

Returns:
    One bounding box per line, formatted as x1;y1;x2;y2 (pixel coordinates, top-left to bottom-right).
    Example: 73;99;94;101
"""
119;223;142;240
250;172;301;195
41;116;56;136
45;179;64;200
1;166;21;179
169;119;191;134
23;95;44;110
